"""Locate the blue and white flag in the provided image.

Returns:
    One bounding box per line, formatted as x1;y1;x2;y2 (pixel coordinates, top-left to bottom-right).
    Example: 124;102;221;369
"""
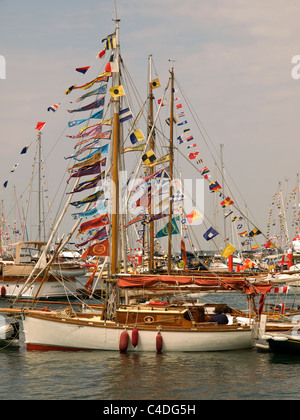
119;107;133;123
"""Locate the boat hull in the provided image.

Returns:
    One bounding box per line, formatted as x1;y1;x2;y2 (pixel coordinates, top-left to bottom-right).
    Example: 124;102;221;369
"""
23;312;254;352
268;336;300;355
0;278;78;299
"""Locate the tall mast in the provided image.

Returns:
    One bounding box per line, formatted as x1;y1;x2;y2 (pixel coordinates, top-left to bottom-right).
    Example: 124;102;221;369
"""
110;19;121;276
167;67;174;275
220;144;226;246
148;54;155;272
38;132;42;242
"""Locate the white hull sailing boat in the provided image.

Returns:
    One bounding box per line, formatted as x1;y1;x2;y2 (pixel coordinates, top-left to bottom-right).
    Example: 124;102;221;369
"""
3;15;273;351
0;241;84;299
22;306;254;352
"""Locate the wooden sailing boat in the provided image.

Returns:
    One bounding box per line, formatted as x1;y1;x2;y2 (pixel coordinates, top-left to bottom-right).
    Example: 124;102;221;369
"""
0;17;278;352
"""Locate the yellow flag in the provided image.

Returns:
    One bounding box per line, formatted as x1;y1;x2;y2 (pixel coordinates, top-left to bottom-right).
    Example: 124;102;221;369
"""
109;85;125;98
151;78;161;89
221;243;236;258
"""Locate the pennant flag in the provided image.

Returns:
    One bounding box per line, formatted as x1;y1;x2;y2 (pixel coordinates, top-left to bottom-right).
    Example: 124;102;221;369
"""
67;97;105;113
68;172;106;194
178;120;187;126
47;103;60;112
130;129;145;144
97;49;106;59
189;152;199;160
142;149;156;166
181;238;188;270
238;231;248;237
70;190;104;208
76;227;107;248
176;103;183;109
121;143;146;153
148;212;169;223
74;73;110;90
102;33;116;50
81;239;110;260
72;200;107;219
68;151;103;172
119;107;133;123
151;78;161;89
197;159;204;165
221;196;234;208
76;86;107;102
65;85;76;95
35;122;46;131
68;109;104;127
221;243;236;258
147;154;170;168
203;227;219;241
209;182;222;192
186;209;202;224
3;181;8;188
251;245;259;250
249;227;262;237
74;144;108;162
67;161;104;183
76;66;90;74
109;85;125;98
124;215;147;229
20;144;31;154
77;213;110;237
155;218;180;238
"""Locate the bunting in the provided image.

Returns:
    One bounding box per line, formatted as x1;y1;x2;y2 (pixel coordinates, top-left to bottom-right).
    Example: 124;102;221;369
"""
155;218;180;238
76;213;110;237
70;190;104;208
67;97;105;113
68;109;104;127
81;239;110;260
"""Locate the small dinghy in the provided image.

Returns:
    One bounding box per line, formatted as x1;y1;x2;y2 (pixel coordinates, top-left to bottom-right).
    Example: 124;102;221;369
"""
0;321;20;348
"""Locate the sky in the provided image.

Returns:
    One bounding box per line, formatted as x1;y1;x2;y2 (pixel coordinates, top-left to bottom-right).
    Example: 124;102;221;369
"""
0;0;299;249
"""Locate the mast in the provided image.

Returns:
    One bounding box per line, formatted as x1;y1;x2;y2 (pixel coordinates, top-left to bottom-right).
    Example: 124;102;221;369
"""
167;67;174;275
220;144;227;246
38;132;42;242
148;54;155;272
110;19;121;276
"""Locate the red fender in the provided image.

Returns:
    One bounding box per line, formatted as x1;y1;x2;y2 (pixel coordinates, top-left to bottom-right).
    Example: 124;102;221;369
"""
0;286;6;298
119;330;129;353
132;327;139;348
156;331;163;353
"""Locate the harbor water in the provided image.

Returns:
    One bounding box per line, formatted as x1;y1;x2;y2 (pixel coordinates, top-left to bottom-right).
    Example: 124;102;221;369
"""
1;291;300;401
